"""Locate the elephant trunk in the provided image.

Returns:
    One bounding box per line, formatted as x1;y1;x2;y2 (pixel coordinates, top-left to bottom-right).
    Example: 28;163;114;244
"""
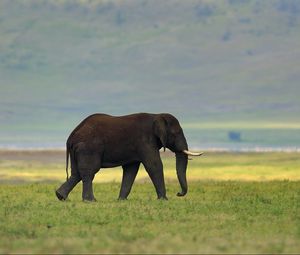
176;152;188;196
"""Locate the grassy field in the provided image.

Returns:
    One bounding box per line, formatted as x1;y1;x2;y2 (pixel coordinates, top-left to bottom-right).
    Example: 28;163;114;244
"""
0;151;299;253
0;150;299;183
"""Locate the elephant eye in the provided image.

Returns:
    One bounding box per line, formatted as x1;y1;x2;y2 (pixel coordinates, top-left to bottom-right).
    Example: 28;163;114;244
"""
169;132;177;141
171;128;181;135
169;130;176;136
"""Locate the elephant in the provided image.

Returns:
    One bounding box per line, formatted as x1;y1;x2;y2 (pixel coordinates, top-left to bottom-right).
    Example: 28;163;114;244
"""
55;113;202;202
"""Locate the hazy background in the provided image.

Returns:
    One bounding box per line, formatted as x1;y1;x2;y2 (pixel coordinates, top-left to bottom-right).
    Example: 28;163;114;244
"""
0;0;299;150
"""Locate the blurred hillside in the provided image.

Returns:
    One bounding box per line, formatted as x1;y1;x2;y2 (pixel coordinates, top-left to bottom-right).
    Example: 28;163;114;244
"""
0;0;300;147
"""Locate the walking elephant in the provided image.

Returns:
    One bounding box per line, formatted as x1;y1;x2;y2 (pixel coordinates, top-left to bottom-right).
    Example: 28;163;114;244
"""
55;113;202;201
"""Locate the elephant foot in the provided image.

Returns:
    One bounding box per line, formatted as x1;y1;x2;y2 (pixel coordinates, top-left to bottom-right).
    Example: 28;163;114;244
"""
83;197;97;203
118;197;128;201
177;191;187;197
158;196;168;201
55;190;67;201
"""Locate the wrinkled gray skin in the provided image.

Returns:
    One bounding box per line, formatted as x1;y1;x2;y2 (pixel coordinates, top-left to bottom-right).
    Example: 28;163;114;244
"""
55;113;189;202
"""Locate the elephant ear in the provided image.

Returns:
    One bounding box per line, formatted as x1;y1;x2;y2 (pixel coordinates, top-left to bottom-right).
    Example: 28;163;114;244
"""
153;116;167;151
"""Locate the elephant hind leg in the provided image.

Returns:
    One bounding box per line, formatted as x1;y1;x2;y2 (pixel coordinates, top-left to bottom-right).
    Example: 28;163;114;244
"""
55;190;65;201
81;174;97;202
55;151;81;201
118;162;140;200
76;151;101;202
55;174;81;200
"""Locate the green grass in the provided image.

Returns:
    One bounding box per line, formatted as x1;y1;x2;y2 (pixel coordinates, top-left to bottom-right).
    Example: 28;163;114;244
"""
0;152;300;253
0;181;299;253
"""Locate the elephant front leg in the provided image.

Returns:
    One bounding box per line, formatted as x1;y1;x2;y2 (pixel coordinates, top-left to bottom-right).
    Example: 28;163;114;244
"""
82;174;97;202
142;152;168;200
118;162;140;200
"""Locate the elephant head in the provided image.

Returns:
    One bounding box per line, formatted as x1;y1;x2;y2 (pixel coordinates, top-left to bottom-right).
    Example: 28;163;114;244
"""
153;113;203;197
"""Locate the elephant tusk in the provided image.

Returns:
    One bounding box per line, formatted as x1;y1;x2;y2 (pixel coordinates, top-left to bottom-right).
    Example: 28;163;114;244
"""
183;150;204;156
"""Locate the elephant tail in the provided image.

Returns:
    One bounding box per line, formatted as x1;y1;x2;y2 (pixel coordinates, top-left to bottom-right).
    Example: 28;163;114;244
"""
66;144;70;181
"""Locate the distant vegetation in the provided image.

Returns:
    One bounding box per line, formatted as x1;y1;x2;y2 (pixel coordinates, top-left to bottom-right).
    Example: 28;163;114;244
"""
228;131;241;142
0;0;299;144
